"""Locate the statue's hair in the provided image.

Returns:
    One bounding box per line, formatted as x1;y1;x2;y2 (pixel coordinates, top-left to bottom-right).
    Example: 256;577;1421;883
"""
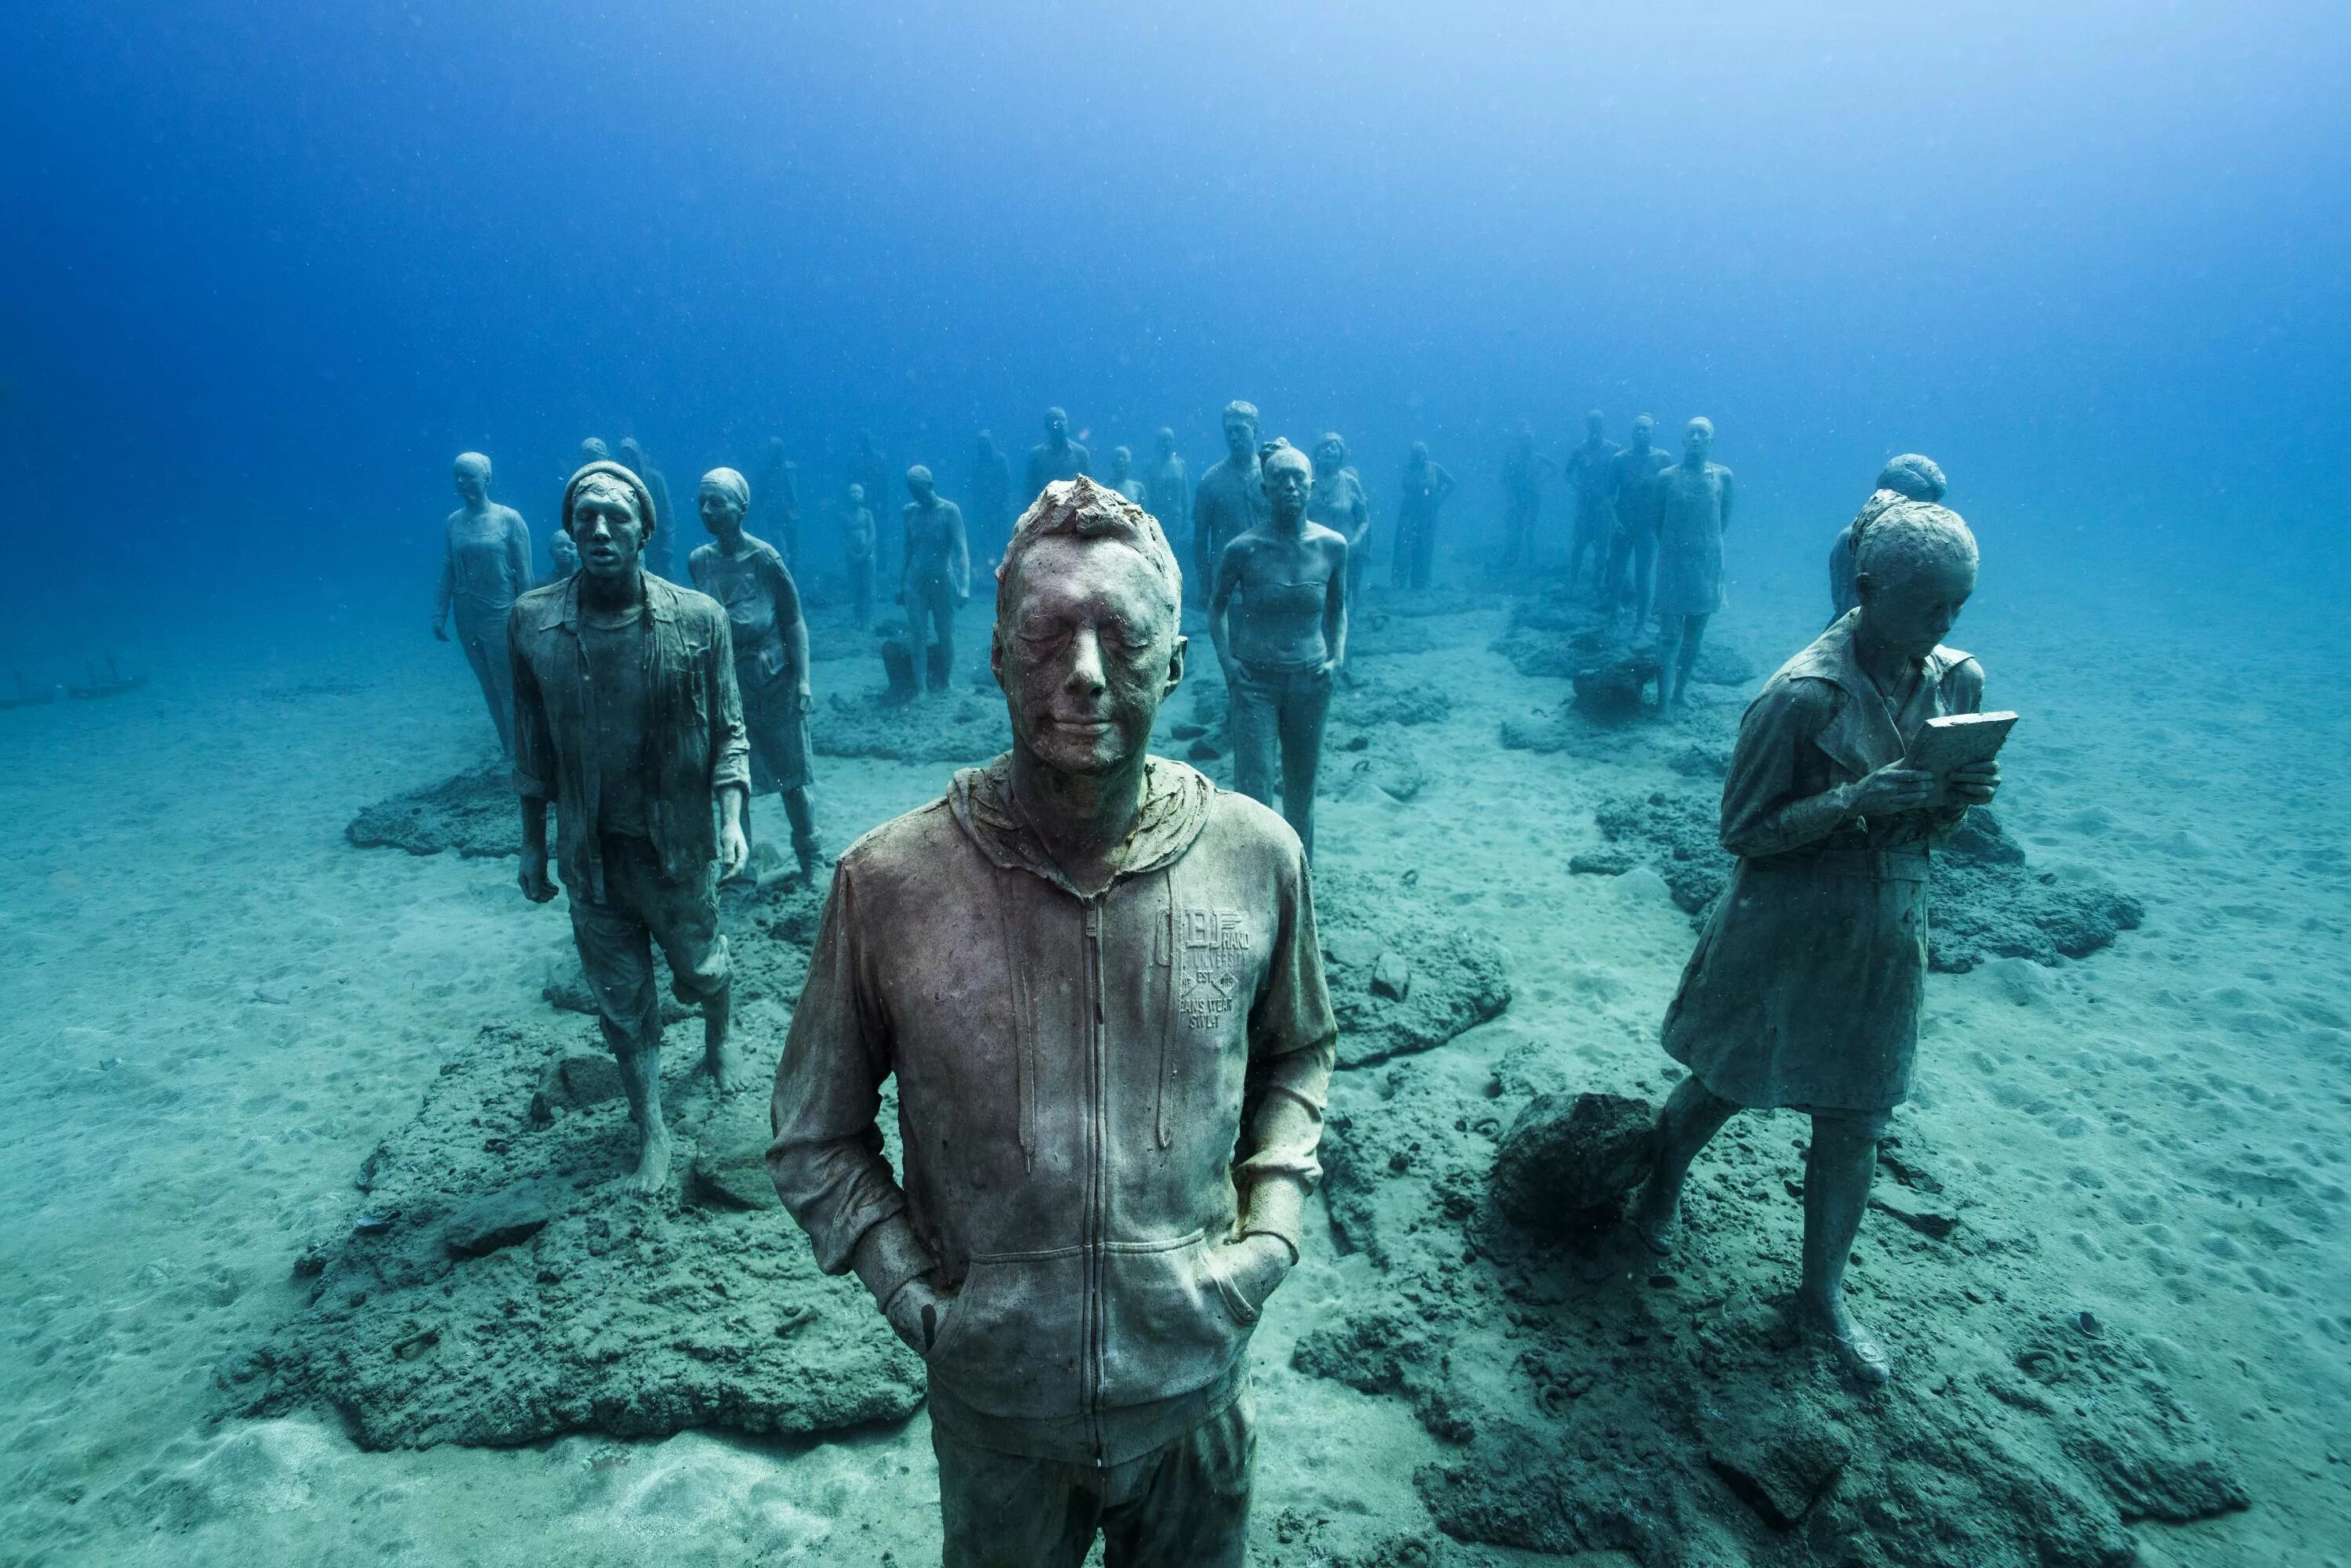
905;464;933;487
1875;453;1947;502
1686;415;1715;436
1855;500;1978;584
454;451;492;480
997;476;1182;621
1316;431;1347;463
1258;437;1311;475
1222;400;1260;425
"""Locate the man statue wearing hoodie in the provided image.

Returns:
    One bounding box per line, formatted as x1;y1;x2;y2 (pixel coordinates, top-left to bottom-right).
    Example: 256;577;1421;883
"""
769;476;1337;1568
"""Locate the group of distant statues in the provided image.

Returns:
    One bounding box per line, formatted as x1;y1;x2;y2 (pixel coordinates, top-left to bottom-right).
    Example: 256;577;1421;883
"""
415;397;2004;1563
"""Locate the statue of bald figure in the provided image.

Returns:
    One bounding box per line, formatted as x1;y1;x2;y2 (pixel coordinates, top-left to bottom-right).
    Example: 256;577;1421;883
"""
1563;409;1621;596
1309;433;1372;605
1024;407;1092;502
1654;418;1735;715
1211;440;1349;860
1145;427;1190;535
1603;414;1675;625
1107;445;1148;505
1191;400;1270;589
433;452;533;755
618;437;676;581
900;465;973;693
1829;454;1947;622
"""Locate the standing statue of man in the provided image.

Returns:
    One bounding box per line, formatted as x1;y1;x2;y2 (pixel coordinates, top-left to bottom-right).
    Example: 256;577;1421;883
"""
1653;418;1735;715
1308;433;1372;607
509;461;751;1193
1392;442;1457;591
1105;444;1148;505
1023;406;1092;502
1498;422;1557;578
755;437;803;571
690;467;826;881
770;476;1336;1568
1632;502;1999;1384
1562;409;1622;596
433;451;533;756
899;465;972;693
1830;454;1947;622
1144;426;1190;534
1603;414;1675;627
849;431;893;577
969;430;1015;570
1211;441;1349;860
618;437;676;581
1190;400;1270;591
842;483;878;628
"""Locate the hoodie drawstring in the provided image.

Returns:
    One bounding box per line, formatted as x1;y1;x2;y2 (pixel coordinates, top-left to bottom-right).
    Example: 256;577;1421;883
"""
992;865;1038;1171
1154;868;1177;1150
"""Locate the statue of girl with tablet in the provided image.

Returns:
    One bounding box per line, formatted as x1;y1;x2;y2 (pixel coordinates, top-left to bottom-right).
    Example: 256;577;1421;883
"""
1630;500;2005;1385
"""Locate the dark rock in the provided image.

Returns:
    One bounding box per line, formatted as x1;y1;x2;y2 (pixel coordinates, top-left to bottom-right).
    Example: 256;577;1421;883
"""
1186;737;1223;762
1371;952;1412;1002
1568;850;1636;877
1489;1092;1657;1230
347;765;521;860
1313;867;1510;1069
1868;1186;1960;1240
878;638;918;704
1168;721;1206;741
1572;655;1662;723
690;1095;783;1211
1703;1408;1853;1528
443;1179;557;1258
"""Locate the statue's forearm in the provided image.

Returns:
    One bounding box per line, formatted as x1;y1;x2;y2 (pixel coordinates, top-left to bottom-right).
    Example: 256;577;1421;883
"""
520;797;549;860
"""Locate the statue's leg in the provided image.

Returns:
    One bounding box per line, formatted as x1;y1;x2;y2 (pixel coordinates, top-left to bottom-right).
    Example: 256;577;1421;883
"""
1277;670;1334;862
782;786;824;876
1226;668;1278;810
1799;1110;1893;1384
1673;614;1712;708
458;607;516;756
569;869;672;1190
642;859;741;1095
1632;531;1657;629
1632;1075;1740;1254
1655;617;1686;713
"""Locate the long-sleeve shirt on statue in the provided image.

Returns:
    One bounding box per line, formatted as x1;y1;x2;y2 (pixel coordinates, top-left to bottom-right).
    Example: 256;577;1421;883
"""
507;571;749;901
767;755;1336;1465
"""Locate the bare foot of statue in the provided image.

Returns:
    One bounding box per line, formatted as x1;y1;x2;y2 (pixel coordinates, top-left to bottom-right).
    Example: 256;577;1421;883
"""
1801;1298;1893;1386
632;1120;674;1194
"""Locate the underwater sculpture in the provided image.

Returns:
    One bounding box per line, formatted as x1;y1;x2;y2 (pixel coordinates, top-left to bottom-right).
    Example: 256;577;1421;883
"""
968;429;1014;567
1562;408;1622;596
1498;420;1556;575
1105;443;1147;505
542;526;580;584
432;451;533;757
1144;425;1190;534
1190;399;1270;589
1391;441;1457;590
770;475;1335;1568
1652;416;1736;715
1023;405;1092;501
1631;501;2000;1384
690;466;825;881
848;431;893;574
842;483;878;627
1602;412;1675;625
898;465;972;693
617;436;676;581
754;436;802;569
509;461;752;1193
1309;431;1372;603
1831;452;1947;621
1209;440;1349;860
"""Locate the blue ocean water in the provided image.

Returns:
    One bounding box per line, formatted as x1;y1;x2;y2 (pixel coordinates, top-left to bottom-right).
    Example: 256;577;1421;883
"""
3;5;2348;1565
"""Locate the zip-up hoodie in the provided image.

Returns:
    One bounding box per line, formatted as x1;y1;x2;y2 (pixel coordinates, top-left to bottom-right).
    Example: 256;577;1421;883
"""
767;754;1337;1463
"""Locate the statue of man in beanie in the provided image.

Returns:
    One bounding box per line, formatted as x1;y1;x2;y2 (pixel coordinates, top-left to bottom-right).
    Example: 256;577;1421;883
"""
690;466;826;880
770;476;1337;1568
510;461;752;1193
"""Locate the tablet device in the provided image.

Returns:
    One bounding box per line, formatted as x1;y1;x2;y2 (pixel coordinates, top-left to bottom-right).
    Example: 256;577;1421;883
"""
1904;711;2018;806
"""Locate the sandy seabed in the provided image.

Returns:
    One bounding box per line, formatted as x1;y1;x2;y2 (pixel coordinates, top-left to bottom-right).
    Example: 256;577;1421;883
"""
2;540;2346;1567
